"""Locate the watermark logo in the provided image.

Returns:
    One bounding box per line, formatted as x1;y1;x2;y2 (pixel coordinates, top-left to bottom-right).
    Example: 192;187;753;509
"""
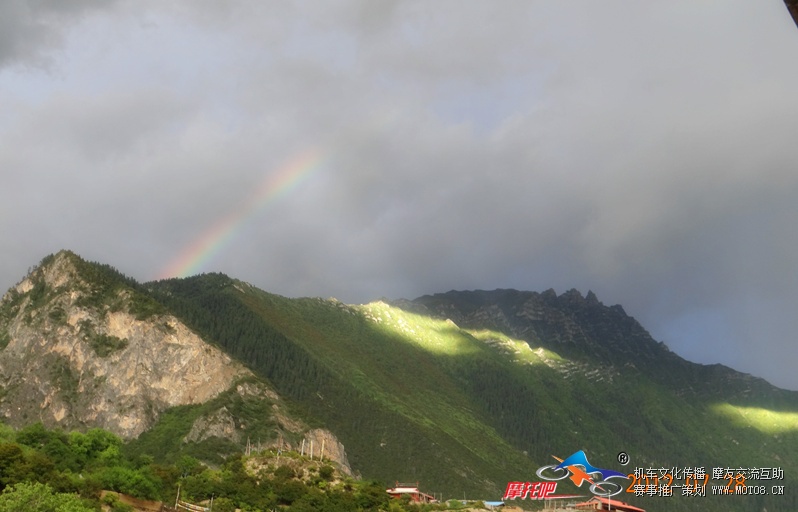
536;450;629;497
501;481;565;501
503;450;629;501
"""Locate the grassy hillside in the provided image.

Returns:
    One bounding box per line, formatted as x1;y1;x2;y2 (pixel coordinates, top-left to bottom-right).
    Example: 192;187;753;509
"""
147;275;798;512
149;276;534;497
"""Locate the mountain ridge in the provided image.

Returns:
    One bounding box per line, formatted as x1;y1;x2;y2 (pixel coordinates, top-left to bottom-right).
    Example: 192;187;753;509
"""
1;250;797;511
409;287;786;400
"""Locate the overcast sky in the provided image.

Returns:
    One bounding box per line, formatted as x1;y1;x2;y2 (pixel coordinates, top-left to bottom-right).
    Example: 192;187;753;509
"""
3;1;798;390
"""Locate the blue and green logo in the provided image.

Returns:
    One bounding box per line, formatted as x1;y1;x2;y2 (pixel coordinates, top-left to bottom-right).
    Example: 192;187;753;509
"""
536;450;629;497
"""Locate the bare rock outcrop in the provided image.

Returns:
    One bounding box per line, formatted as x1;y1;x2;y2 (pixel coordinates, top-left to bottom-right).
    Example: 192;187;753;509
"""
0;251;248;438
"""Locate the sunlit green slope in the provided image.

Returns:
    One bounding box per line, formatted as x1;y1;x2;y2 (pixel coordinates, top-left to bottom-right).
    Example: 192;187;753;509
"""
147;275;798;512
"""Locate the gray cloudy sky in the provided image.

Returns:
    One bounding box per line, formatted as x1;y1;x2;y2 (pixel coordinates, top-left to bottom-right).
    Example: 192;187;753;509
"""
3;1;798;390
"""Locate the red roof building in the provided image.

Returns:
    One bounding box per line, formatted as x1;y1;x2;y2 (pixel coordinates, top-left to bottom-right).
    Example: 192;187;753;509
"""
386;482;437;503
573;496;646;512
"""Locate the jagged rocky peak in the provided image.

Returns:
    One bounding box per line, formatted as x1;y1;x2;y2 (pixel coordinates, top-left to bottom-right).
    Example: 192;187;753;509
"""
412;287;612;319
409;287;667;366
0;250;248;438
414;287;609;312
15;250;79;290
560;287;584;302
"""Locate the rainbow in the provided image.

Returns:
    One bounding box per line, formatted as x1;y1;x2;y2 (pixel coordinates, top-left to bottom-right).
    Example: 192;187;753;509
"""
156;148;323;280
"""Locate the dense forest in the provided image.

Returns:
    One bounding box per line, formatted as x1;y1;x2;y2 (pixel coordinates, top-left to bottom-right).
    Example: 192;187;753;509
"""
0;421;487;512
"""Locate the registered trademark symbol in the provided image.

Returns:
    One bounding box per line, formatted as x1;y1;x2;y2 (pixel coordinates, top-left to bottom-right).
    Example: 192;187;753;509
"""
617;452;629;465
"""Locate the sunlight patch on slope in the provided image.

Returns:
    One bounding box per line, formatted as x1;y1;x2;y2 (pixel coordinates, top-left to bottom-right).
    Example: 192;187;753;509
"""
466;328;564;366
711;403;798;434
359;302;481;356
465;328;618;382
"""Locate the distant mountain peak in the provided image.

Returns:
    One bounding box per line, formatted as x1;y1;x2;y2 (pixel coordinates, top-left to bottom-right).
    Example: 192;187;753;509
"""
412;287;665;370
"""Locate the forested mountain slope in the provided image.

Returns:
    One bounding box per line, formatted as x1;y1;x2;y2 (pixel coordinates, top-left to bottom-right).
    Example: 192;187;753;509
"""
1;251;796;511
149;273;798;511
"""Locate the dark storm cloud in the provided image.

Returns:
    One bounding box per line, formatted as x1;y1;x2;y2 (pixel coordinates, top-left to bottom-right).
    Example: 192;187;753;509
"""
2;1;798;389
0;0;120;68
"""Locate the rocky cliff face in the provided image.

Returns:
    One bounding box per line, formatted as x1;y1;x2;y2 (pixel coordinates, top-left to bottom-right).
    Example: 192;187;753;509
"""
0;251;249;438
0;251;353;472
180;380;354;474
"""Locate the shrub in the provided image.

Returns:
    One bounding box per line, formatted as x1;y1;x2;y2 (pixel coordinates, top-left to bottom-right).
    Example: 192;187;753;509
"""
90;335;128;357
0;481;94;512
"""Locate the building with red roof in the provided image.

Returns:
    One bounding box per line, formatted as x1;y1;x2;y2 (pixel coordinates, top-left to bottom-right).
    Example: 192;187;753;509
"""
573;496;646;512
385;482;438;503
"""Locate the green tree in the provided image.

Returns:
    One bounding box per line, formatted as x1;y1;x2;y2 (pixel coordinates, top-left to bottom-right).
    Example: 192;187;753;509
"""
211;497;235;512
319;464;334;481
0;482;94;512
95;466;159;500
101;493;134;512
0;442;24;488
16;423;51;449
356;480;390;511
273;464;295;481
276;479;307;505
176;455;202;478
15;449;56;484
85;428;122;456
